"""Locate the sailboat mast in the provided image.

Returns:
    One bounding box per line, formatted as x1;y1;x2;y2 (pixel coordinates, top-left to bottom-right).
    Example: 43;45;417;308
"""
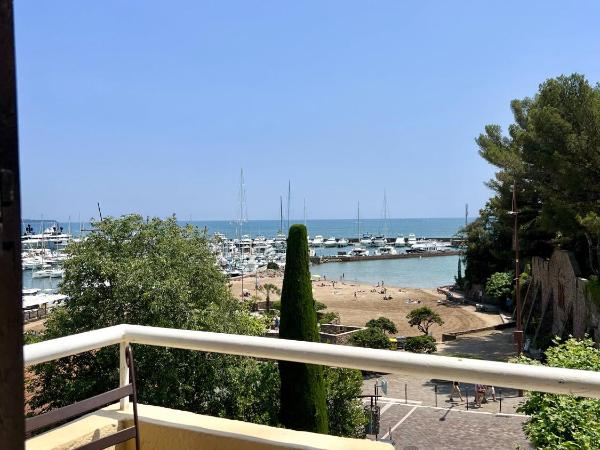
303;198;306;227
239;169;244;239
357;201;360;241
383;189;388;237
286;180;291;230
279;196;283;234
239;169;244;298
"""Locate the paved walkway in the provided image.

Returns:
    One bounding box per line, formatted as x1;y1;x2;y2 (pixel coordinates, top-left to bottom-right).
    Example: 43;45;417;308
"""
363;329;532;448
370;402;532;449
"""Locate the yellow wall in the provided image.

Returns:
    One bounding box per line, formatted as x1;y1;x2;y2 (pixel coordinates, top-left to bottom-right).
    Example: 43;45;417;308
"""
27;403;393;450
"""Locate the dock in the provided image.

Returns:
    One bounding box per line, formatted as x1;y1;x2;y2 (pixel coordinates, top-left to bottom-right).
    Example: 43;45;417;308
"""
310;250;462;265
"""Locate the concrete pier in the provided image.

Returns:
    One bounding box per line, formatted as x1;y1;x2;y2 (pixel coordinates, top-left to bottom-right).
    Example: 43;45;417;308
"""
310;250;462;265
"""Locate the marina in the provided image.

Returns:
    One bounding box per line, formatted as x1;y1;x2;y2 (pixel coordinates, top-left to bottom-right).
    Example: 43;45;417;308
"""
19;218;465;316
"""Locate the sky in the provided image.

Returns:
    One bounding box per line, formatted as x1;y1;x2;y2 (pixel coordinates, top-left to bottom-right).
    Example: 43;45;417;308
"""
14;1;600;221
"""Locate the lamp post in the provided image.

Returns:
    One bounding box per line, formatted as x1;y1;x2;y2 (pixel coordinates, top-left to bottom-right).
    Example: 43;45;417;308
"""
509;182;523;356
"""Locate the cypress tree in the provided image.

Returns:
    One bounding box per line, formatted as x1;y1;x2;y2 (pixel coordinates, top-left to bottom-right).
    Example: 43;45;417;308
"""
278;224;329;434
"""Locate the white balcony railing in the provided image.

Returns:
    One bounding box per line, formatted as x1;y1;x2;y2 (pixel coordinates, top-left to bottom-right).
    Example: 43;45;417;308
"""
24;324;600;412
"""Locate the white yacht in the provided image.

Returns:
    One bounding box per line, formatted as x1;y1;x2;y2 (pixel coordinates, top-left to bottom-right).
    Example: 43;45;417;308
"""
273;233;287;248
359;234;373;246
312;235;324;247
407;233;417;246
324;237;338;248
394;236;406;247
378;245;397;255
32;267;64;279
337;238;349;247
406;240;438;253
371;235;386;247
349;247;369;257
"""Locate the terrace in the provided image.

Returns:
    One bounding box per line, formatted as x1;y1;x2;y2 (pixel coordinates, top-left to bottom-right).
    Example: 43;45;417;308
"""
23;324;600;449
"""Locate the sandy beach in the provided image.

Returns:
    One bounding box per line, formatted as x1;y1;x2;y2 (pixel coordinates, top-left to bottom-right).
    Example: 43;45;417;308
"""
230;271;502;340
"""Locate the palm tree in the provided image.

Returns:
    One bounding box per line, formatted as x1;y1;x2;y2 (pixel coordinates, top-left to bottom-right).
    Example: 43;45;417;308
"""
260;283;281;313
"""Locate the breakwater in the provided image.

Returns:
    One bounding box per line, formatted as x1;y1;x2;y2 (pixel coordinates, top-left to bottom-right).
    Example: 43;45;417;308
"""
310;250;462;264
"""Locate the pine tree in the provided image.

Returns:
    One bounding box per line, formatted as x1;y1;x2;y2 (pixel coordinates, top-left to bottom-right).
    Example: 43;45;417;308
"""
278;224;329;434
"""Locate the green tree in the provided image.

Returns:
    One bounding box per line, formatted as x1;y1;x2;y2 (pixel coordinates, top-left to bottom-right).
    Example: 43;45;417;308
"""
259;283;281;313
323;368;368;438
278;224;329;434
466;74;600;283
578;212;600;276
485;271;513;302
27;215;279;426
365;317;398;334
517;337;600;448
348;327;391;349
404;335;437;354
406;307;444;335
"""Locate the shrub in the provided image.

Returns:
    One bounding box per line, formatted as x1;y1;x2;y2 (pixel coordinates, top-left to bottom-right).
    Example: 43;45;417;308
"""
485;271;513;301
517;337;600;448
314;300;327;312
404;335;437;353
348;327;390;349
267;261;279;270
319;311;340;325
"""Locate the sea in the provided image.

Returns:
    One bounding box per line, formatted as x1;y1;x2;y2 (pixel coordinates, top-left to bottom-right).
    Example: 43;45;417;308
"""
22;218;467;289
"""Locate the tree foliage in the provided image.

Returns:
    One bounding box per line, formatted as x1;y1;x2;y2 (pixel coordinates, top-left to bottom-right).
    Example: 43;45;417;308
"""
28;215;279;425
404;335;437;354
464;74;600;285
278;224;329;434
485;271;514;302
406;307;444;335
365;317;398;334
323;368;368;438
348;327;390;349
517;337;600;448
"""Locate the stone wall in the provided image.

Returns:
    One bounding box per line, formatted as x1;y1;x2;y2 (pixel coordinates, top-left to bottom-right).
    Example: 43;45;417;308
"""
530;249;600;343
318;324;365;344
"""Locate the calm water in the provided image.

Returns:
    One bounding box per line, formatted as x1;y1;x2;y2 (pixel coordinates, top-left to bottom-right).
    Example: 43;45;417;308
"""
313;255;460;288
23;217;469;239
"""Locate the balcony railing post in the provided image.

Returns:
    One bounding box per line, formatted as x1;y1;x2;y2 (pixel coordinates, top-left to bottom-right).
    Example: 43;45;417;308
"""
119;341;130;411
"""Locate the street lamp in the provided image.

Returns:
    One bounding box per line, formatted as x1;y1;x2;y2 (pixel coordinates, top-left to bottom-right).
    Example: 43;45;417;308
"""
508;182;523;356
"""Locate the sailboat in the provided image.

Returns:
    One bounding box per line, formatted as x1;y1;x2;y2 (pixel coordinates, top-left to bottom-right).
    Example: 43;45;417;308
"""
350;201;369;256
274;196;286;248
372;190;389;247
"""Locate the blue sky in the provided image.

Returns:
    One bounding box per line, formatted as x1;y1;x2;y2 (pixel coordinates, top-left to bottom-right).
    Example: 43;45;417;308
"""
15;1;600;221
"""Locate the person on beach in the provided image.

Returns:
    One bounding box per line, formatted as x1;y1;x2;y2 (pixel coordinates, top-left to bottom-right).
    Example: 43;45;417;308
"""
486;385;497;402
450;381;463;402
353;291;357;299
475;384;486;407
